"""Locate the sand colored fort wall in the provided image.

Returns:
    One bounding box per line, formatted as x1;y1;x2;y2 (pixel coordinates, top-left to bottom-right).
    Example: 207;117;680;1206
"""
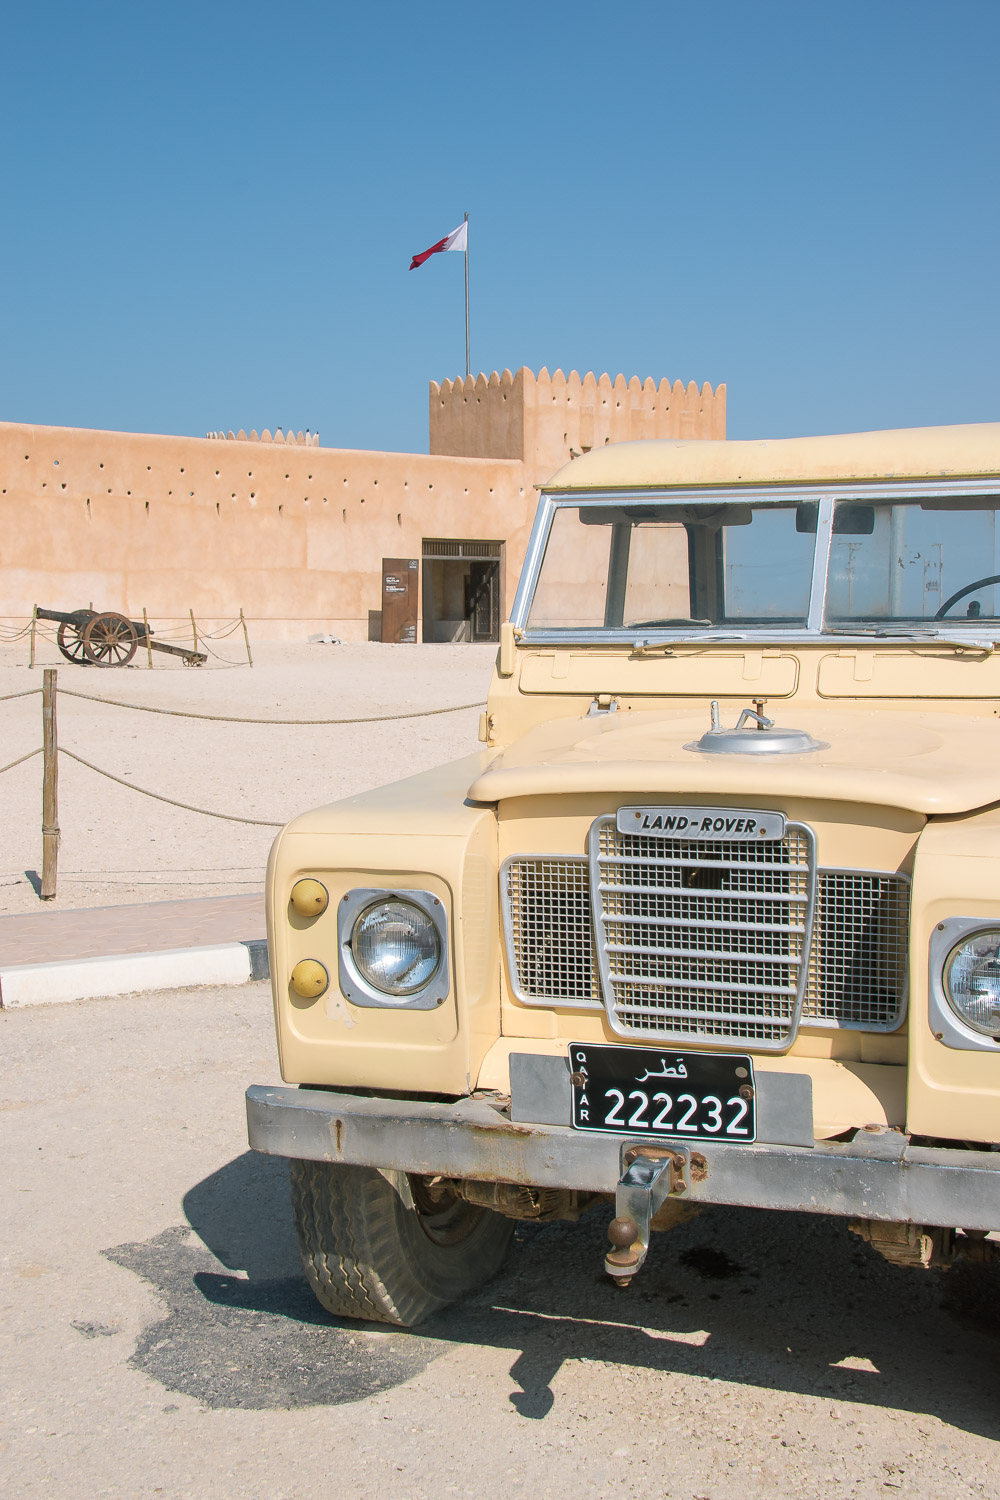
0;424;529;641
0;367;724;641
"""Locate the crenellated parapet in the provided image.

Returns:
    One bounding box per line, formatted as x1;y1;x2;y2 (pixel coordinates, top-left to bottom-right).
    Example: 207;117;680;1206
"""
207;428;321;445
429;366;725;479
430;369;526;462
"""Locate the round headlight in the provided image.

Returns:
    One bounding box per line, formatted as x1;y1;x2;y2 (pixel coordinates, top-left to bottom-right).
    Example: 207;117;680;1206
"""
944;928;1000;1035
350;899;442;996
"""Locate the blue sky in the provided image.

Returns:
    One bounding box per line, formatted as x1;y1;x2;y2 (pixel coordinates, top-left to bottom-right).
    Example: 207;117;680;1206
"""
2;1;997;452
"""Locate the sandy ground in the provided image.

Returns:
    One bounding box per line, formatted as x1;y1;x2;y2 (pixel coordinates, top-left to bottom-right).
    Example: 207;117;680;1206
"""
0;639;495;915
2;983;999;1500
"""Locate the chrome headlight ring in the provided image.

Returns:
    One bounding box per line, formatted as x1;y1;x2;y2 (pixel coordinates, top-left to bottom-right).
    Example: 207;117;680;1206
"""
929;917;1000;1051
337;887;449;1010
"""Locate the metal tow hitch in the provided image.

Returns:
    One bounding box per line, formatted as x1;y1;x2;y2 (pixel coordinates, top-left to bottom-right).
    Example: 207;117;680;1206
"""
605;1144;691;1286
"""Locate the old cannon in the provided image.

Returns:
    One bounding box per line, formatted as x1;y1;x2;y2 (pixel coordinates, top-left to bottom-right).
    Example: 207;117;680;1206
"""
36;607;207;668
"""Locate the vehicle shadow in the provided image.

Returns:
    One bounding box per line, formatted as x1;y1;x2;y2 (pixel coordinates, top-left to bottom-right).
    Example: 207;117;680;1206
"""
105;1149;1000;1428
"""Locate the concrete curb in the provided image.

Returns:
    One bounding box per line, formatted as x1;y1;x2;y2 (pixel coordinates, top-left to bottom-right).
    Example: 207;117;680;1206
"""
0;938;269;1009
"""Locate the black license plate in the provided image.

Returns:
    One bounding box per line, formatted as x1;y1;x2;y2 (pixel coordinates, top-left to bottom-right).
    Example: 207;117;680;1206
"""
570;1043;756;1143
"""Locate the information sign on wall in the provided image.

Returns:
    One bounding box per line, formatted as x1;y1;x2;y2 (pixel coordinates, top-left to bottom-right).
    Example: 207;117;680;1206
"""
381;558;419;643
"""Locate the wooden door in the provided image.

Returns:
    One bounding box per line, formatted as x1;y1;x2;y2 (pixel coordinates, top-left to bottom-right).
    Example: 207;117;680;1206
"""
381;558;419;643
465;560;501;642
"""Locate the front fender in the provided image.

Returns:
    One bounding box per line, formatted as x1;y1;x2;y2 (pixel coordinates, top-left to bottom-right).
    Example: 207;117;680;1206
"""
267;752;500;1096
907;804;1000;1141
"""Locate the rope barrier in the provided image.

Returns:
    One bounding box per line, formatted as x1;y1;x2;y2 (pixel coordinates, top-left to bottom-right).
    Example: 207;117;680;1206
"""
0;747;42;776
56;690;485;725
199;619;243;640
59;749;285;827
195;637;248;663
1;672;485;893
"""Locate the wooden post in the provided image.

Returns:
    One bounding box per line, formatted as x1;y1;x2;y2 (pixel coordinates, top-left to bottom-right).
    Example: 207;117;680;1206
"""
240;608;253;667
29;606;37;669
190;608;199;655
41;668;59;900
142;607;153;668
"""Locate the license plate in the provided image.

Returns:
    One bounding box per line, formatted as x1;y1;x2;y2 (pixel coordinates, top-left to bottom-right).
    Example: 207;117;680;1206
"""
569;1043;756;1143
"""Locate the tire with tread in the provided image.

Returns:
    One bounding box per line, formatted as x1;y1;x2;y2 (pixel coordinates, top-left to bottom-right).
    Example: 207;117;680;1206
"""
290;1159;515;1326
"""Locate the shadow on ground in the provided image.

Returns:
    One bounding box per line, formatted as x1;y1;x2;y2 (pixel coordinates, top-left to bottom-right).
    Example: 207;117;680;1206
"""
103;1151;443;1410
103;1149;1000;1430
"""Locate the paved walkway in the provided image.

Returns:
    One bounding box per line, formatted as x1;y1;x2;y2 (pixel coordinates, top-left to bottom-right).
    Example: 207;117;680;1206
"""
0;893;265;967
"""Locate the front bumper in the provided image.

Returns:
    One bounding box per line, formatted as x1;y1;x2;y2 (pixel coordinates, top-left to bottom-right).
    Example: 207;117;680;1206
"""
246;1083;1000;1232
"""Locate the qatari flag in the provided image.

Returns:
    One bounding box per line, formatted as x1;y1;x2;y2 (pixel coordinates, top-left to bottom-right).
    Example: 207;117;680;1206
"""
409;220;468;270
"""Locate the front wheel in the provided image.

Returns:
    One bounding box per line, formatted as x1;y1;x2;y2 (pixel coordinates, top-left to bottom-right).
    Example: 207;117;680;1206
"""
290;1160;515;1326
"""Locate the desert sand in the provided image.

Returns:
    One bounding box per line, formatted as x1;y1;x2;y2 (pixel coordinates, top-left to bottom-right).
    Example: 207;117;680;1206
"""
0;638;495;915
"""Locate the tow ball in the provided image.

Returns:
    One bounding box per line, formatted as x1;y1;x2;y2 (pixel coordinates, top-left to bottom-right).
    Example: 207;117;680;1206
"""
605;1144;705;1286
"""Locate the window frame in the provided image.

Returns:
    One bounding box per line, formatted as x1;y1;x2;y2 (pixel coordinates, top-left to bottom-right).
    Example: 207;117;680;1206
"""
511;478;1000;646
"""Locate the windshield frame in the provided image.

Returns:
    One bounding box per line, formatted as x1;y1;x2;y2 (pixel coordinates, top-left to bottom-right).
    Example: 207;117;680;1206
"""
510;477;1000;646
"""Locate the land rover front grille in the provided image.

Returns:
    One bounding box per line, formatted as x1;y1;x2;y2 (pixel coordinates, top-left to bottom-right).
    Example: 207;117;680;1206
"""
803;871;909;1031
502;842;909;1040
502;857;602;1007
590;818;814;1048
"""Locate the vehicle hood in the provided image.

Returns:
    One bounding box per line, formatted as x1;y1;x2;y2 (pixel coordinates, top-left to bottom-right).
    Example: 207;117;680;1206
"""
467;707;1000;814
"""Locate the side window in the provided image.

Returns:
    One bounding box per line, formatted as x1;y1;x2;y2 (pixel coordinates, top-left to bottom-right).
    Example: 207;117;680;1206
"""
528;507;612;628
826;502;1000;621
724;508;813;621
623;524;691;625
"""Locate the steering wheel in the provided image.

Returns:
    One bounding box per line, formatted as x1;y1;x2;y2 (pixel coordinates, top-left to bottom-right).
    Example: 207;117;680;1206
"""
934;574;1000;620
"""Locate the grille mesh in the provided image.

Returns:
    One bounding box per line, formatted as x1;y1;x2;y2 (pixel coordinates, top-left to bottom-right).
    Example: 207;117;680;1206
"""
593;821;813;1046
504;850;909;1036
803;871;909;1030
503;858;602;1006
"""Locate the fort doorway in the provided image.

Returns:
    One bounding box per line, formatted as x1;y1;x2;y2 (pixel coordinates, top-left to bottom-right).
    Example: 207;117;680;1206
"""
421;539;504;643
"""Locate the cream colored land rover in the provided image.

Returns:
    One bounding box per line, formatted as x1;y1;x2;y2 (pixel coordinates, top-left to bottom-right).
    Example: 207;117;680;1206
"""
248;424;1000;1325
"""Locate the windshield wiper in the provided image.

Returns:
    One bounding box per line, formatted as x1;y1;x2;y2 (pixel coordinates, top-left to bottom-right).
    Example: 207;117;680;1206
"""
632;632;748;654
824;625;945;638
823;625;998;650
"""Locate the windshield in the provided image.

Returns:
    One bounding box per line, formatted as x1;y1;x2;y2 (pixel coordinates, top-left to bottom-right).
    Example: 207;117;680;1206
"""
826;497;1000;626
523;493;1000;636
526;501;816;631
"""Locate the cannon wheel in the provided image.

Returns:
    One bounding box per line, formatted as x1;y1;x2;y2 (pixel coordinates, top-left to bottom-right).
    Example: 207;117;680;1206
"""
56;612;97;665
82;611;138;667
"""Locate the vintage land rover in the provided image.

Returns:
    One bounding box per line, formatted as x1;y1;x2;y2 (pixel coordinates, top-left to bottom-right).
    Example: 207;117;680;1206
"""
247;424;1000;1326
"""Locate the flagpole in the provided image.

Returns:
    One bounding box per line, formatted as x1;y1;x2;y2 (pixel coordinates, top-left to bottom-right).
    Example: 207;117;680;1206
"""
464;211;470;379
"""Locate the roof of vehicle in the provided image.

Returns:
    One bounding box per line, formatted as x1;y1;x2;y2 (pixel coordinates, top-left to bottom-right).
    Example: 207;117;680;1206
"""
542;422;1000;492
